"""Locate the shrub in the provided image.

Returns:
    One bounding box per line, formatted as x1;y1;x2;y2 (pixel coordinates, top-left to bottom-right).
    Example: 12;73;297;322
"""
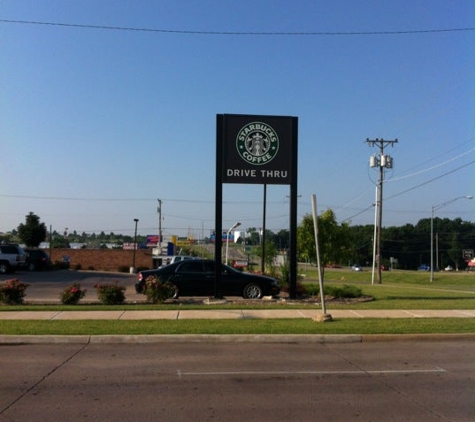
267;265;280;279
94;281;126;305
279;262;290;286
282;283;363;299
117;265;129;273
325;284;363;299
0;279;29;305
304;284;320;296
280;281;307;297
143;276;176;304
60;283;86;305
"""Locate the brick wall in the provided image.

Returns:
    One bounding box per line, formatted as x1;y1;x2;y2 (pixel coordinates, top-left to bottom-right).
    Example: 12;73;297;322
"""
50;248;154;272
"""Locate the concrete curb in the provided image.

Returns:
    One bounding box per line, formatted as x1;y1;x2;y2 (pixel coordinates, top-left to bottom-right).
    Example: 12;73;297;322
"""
1;333;474;345
361;333;475;342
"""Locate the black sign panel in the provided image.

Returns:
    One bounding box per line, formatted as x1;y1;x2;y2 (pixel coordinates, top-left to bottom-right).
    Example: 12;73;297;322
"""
219;114;297;185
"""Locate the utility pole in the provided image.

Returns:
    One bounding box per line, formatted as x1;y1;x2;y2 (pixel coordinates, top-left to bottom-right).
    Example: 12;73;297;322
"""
367;138;398;284
157;199;162;254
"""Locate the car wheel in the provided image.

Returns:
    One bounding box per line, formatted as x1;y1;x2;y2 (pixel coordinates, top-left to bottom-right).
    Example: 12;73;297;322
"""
0;262;10;274
243;283;263;299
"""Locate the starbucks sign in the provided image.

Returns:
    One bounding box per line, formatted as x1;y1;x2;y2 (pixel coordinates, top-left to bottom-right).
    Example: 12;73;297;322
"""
236;122;279;165
219;114;297;185
215;113;299;299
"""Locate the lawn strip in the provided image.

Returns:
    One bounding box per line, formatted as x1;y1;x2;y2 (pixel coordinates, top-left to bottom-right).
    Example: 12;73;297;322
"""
0;318;473;336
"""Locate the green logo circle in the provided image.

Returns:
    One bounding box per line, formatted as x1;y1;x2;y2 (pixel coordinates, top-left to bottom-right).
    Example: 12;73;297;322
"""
236;122;279;166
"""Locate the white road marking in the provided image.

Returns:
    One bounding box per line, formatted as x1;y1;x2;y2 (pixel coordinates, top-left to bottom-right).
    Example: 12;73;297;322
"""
177;368;447;377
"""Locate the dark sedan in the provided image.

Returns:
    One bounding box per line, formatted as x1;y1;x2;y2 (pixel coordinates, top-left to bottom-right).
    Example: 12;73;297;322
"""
135;259;280;299
24;249;53;271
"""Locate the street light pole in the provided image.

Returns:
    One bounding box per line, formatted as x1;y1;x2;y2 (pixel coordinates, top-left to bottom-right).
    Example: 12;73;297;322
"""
225;222;241;265
133;218;139;272
430;195;472;282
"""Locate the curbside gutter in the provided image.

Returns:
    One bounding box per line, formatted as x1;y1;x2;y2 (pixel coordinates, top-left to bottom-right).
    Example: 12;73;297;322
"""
361;333;475;342
1;333;474;345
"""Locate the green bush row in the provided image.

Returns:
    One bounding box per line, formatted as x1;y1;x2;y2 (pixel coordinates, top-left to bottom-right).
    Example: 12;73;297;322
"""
281;282;363;299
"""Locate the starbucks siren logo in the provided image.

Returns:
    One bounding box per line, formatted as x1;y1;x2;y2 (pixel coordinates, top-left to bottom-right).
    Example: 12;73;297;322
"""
236;122;279;165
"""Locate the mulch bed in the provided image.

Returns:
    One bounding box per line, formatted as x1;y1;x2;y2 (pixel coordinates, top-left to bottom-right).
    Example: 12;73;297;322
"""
170;294;374;306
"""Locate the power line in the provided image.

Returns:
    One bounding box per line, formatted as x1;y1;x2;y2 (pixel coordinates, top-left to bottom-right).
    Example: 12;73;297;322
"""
394;137;475;178
343;160;475;222
342;204;375;223
0;194;305;206
388;147;475;182
339;137;475;220
1;19;474;36
386;160;475;200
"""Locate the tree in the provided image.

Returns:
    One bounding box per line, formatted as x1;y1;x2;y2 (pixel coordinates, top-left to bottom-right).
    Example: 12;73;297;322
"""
246;227;260;245
297;209;353;276
297;215;316;263
318;209;352;268
255;239;278;270
276;229;290;250
348;224;374;266
51;234;70;249
0;232;13;244
17;212;47;247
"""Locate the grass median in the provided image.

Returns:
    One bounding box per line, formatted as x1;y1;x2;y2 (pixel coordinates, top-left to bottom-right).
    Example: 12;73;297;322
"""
0;318;473;336
0;269;473;335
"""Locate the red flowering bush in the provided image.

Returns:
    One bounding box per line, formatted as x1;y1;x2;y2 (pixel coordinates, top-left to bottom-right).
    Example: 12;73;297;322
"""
0;279;29;305
143;276;176;304
60;283;87;305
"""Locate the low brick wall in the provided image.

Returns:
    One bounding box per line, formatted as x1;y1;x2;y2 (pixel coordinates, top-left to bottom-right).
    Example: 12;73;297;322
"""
49;248;154;272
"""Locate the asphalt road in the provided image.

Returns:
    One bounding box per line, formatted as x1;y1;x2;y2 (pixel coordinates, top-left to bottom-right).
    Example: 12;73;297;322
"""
0;340;472;422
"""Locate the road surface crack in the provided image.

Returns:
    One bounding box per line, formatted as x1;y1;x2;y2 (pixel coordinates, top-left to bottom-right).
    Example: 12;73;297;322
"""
0;340;91;415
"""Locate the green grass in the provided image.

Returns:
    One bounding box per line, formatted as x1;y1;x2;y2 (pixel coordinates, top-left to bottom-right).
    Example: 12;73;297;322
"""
303;267;475;287
1;269;473;336
302;268;475;310
326;284;475;310
2;269;473;311
0;318;473;335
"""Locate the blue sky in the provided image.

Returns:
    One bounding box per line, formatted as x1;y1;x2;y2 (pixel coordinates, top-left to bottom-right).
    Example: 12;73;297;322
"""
1;0;474;238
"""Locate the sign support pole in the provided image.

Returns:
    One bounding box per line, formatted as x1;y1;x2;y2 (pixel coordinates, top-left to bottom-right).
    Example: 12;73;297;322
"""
288;119;298;299
214;115;224;298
